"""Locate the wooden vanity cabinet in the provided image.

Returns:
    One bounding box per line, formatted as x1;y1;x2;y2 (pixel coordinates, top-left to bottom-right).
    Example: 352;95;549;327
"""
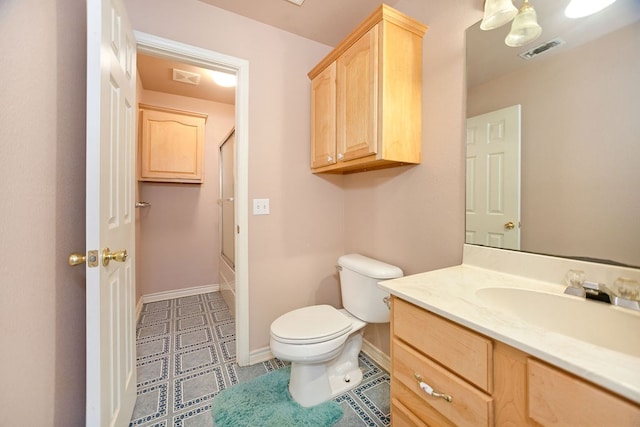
528;359;640;426
308;5;426;174
390;297;640;426
138;104;207;183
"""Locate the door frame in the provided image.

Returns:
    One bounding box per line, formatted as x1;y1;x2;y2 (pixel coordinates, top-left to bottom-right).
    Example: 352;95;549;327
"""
135;32;250;366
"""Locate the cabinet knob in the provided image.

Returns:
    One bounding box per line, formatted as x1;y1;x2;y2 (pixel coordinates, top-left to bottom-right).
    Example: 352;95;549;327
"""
327;156;333;162
337;153;344;160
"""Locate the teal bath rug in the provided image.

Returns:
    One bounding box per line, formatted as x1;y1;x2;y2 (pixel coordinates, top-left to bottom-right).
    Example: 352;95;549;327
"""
211;366;343;427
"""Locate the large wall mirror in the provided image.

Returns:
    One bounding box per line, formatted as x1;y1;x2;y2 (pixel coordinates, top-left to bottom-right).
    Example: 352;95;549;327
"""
465;0;640;268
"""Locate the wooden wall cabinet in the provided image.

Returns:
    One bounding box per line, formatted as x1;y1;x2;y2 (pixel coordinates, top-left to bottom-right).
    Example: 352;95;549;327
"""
308;5;427;174
390;297;640;426
138;104;208;183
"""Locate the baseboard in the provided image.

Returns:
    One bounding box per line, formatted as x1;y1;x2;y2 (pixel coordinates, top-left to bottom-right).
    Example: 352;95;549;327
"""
362;339;391;373
135;297;144;324
141;284;220;304
136;284;219;323
247;346;275;366
244;340;390;373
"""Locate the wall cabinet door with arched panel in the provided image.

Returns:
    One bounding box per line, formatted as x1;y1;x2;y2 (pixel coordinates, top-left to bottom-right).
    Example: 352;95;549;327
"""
138;103;208;183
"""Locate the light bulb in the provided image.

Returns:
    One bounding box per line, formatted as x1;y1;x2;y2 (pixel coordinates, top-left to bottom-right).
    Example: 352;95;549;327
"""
211;70;237;88
565;0;618;18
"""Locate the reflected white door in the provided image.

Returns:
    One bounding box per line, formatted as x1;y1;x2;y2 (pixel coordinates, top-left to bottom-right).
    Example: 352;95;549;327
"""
466;105;521;250
86;0;137;424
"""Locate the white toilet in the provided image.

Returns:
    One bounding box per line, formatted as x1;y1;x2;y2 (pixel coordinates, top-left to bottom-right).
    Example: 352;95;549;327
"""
269;253;403;407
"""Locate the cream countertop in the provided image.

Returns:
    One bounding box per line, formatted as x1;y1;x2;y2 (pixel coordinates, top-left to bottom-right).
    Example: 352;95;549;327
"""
379;262;640;404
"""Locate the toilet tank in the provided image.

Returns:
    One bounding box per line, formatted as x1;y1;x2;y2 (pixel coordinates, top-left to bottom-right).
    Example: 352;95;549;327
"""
337;254;403;323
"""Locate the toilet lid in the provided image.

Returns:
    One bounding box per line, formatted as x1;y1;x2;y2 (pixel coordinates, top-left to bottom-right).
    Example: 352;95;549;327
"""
271;305;352;344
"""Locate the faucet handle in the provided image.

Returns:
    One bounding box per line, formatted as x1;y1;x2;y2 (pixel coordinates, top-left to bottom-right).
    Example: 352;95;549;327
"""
565;269;585;288
614;277;640;301
563;269;586;297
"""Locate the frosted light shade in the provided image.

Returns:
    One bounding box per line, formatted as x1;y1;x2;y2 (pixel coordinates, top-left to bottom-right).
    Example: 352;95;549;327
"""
505;0;542;47
481;0;518;30
565;0;617;18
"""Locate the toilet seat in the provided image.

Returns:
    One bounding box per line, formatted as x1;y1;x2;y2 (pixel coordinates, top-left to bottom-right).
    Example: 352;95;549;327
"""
271;305;352;345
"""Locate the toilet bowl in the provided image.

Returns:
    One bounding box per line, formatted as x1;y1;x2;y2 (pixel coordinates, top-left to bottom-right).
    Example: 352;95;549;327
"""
269;254;403;407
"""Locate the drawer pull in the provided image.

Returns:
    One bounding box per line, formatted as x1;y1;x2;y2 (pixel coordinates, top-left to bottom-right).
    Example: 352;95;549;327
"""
414;373;453;403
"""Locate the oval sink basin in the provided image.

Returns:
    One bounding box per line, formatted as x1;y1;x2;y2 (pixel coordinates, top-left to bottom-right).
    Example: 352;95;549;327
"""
476;287;640;357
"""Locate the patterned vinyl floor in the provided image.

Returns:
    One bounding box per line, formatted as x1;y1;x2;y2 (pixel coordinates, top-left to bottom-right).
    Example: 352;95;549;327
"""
129;292;391;426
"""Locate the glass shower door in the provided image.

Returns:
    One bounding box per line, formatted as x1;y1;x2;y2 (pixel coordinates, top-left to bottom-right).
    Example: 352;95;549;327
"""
219;129;235;267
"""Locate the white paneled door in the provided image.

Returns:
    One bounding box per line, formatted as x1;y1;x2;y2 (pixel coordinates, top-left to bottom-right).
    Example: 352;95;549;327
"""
86;0;137;424
466;105;521;250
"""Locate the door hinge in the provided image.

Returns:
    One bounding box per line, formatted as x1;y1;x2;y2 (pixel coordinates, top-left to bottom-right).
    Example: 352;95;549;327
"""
237;225;240;234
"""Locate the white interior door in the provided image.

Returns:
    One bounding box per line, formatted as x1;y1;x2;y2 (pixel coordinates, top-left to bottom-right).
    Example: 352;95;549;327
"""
466;105;521;250
86;0;137;424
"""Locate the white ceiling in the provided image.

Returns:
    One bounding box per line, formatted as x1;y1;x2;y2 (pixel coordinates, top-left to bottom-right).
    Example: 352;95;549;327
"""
196;0;401;47
467;0;640;88
138;0;399;104
138;0;640;103
137;54;236;104
137;0;401;105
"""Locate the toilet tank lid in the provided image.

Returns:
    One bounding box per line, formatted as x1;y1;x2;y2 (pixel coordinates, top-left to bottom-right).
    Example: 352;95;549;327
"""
338;254;403;279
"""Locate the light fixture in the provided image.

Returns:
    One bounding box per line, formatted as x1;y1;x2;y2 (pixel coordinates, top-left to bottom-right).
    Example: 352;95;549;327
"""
481;0;518;30
211;70;237;88
564;0;617;18
505;0;542;47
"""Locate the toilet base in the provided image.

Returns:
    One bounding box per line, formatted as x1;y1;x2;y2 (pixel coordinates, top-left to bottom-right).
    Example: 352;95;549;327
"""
288;331;364;407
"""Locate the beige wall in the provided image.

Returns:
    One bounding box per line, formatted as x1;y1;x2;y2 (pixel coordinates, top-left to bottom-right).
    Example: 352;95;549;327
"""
344;0;478;353
125;0;348;353
136;90;235;299
468;22;640;267
126;0;478;355
0;0;86;425
0;0;479;423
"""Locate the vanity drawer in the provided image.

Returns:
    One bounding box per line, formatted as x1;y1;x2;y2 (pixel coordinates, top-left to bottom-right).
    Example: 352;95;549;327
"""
528;359;640;426
391;398;429;427
393;338;494;427
392;297;493;393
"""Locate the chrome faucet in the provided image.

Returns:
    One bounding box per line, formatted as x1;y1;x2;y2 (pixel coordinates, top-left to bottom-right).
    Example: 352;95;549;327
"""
582;280;615;303
564;277;640;312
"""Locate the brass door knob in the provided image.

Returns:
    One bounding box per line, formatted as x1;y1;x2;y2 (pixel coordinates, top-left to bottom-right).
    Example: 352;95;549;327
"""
102;248;128;266
504;221;515;230
68;253;86;266
68;250;99;267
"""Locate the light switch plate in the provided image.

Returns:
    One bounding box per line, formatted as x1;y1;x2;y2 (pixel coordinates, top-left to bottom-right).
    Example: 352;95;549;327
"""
253;198;270;215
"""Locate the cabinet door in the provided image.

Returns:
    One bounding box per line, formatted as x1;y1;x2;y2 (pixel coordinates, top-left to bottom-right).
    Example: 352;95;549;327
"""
310;62;336;169
528;359;640;426
139;106;206;183
336;24;379;162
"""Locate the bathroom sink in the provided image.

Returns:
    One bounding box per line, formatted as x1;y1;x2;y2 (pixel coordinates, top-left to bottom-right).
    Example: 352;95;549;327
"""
476;287;640;357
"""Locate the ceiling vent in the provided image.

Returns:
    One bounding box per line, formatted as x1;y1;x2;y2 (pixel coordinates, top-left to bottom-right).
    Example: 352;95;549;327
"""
519;38;566;60
172;68;201;85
